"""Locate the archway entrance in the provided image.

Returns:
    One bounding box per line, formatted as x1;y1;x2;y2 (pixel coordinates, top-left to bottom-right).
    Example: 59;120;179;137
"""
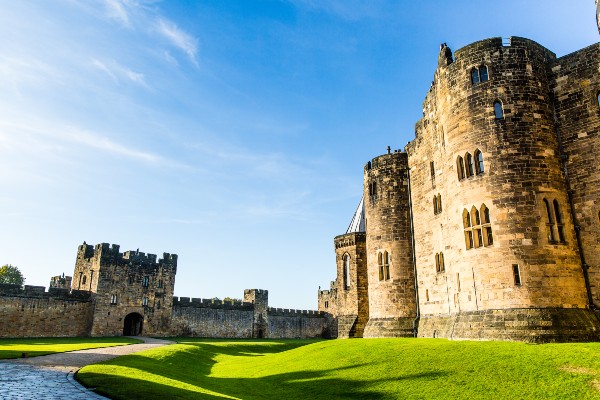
123;313;144;336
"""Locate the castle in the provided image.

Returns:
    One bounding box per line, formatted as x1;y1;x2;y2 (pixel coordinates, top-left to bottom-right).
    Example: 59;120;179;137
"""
318;28;600;341
0;242;326;338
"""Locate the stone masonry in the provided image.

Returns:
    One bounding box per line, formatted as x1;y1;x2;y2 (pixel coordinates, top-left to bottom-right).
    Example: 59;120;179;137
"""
0;243;327;339
319;11;600;342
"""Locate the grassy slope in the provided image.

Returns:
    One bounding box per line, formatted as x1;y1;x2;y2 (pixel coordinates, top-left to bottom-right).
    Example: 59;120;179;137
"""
78;338;600;400
0;337;141;359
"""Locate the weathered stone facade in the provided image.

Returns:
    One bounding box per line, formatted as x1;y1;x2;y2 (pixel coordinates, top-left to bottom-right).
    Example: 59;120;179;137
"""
0;243;326;338
320;33;600;342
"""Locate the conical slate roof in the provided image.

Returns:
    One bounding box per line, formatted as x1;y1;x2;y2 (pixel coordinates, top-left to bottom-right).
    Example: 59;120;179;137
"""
346;196;365;233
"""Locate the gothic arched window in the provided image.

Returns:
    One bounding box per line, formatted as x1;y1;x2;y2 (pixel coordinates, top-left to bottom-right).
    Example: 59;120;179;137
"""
465;153;474;177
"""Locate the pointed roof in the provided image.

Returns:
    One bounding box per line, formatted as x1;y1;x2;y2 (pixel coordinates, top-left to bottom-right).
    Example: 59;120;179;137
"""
346;196;365;234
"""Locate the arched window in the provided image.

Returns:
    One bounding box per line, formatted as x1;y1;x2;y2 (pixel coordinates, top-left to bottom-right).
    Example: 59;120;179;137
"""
543;198;556;242
435;252;445;273
597;91;600;108
481;204;493;246
474;150;484;175
82;275;87;285
378;252;384;281
494;101;504;119
553;200;565;243
471;68;480;84
383;251;390;280
343;254;350;290
465;153;474;177
479;65;489;82
457;156;465;180
463;209;474;249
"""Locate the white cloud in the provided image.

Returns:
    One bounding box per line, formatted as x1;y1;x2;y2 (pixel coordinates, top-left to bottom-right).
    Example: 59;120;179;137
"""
91;58;148;87
155;18;198;65
102;0;132;26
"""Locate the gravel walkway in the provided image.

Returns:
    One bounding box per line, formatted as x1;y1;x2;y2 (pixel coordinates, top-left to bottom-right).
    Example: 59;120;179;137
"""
0;337;174;399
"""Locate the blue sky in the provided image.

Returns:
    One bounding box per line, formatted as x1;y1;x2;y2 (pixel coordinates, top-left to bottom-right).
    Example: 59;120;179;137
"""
0;1;597;309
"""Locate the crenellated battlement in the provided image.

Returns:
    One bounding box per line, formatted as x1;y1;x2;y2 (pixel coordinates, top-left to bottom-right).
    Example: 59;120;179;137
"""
173;296;253;310
76;241;177;270
364;149;406;172
0;283;92;301
267;307;323;317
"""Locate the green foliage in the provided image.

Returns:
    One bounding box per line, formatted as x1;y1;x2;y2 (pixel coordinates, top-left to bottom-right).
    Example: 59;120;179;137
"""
78;338;600;400
0;264;25;285
0;337;141;359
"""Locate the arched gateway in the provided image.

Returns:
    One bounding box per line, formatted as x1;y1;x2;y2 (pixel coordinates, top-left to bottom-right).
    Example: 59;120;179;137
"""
123;312;144;336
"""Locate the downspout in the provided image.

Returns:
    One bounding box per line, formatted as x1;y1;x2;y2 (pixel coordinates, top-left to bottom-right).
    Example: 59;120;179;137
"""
551;94;595;310
407;166;420;337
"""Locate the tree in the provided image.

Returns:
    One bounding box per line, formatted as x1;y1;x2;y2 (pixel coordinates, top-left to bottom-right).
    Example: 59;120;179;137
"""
0;264;25;285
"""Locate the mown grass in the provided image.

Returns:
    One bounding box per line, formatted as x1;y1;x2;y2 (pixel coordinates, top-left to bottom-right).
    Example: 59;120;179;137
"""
77;338;600;400
0;337;141;359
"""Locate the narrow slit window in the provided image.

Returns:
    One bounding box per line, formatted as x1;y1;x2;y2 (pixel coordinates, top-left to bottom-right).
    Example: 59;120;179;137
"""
439;252;445;272
343;254;350;290
378;252;384;281
544;198;556;242
383;251;390;280
494;101;504;119
553;200;565;243
430;161;435;179
513;264;521;286
597;91;600;108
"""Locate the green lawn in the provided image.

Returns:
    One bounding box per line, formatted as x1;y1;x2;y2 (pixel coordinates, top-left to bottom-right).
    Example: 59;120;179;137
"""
0;337;141;359
76;338;600;400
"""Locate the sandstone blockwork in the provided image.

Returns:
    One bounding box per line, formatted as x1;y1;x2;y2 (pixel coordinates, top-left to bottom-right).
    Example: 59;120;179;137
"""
0;243;326;339
319;31;600;342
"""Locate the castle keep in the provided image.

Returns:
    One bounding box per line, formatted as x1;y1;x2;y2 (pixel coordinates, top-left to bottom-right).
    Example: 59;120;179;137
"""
319;35;600;342
0;242;326;338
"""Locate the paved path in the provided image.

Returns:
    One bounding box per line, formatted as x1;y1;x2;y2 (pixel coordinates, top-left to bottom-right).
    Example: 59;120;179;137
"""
0;337;174;400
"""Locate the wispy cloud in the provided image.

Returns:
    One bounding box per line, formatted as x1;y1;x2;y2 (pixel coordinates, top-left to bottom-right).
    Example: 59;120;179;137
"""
91;58;148;87
101;0;132;26
155;18;198;65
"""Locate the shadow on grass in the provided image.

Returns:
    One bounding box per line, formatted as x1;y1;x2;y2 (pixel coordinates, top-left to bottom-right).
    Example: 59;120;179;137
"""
78;340;450;400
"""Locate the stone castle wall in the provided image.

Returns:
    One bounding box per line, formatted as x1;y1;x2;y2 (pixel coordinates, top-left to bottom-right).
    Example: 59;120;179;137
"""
550;43;600;307
171;297;254;338
0;284;94;338
323;33;600;342
0;244;326;339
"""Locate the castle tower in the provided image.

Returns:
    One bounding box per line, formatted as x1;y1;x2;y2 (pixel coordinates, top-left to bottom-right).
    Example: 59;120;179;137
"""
362;151;417;338
243;289;269;338
406;38;599;341
72;242;177;337
331;197;369;338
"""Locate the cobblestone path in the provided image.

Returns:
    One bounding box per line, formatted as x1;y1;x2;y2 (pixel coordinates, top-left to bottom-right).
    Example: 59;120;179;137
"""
0;337;173;399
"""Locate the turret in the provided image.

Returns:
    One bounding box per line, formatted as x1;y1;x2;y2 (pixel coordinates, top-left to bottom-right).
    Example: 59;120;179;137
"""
362;151;417;337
